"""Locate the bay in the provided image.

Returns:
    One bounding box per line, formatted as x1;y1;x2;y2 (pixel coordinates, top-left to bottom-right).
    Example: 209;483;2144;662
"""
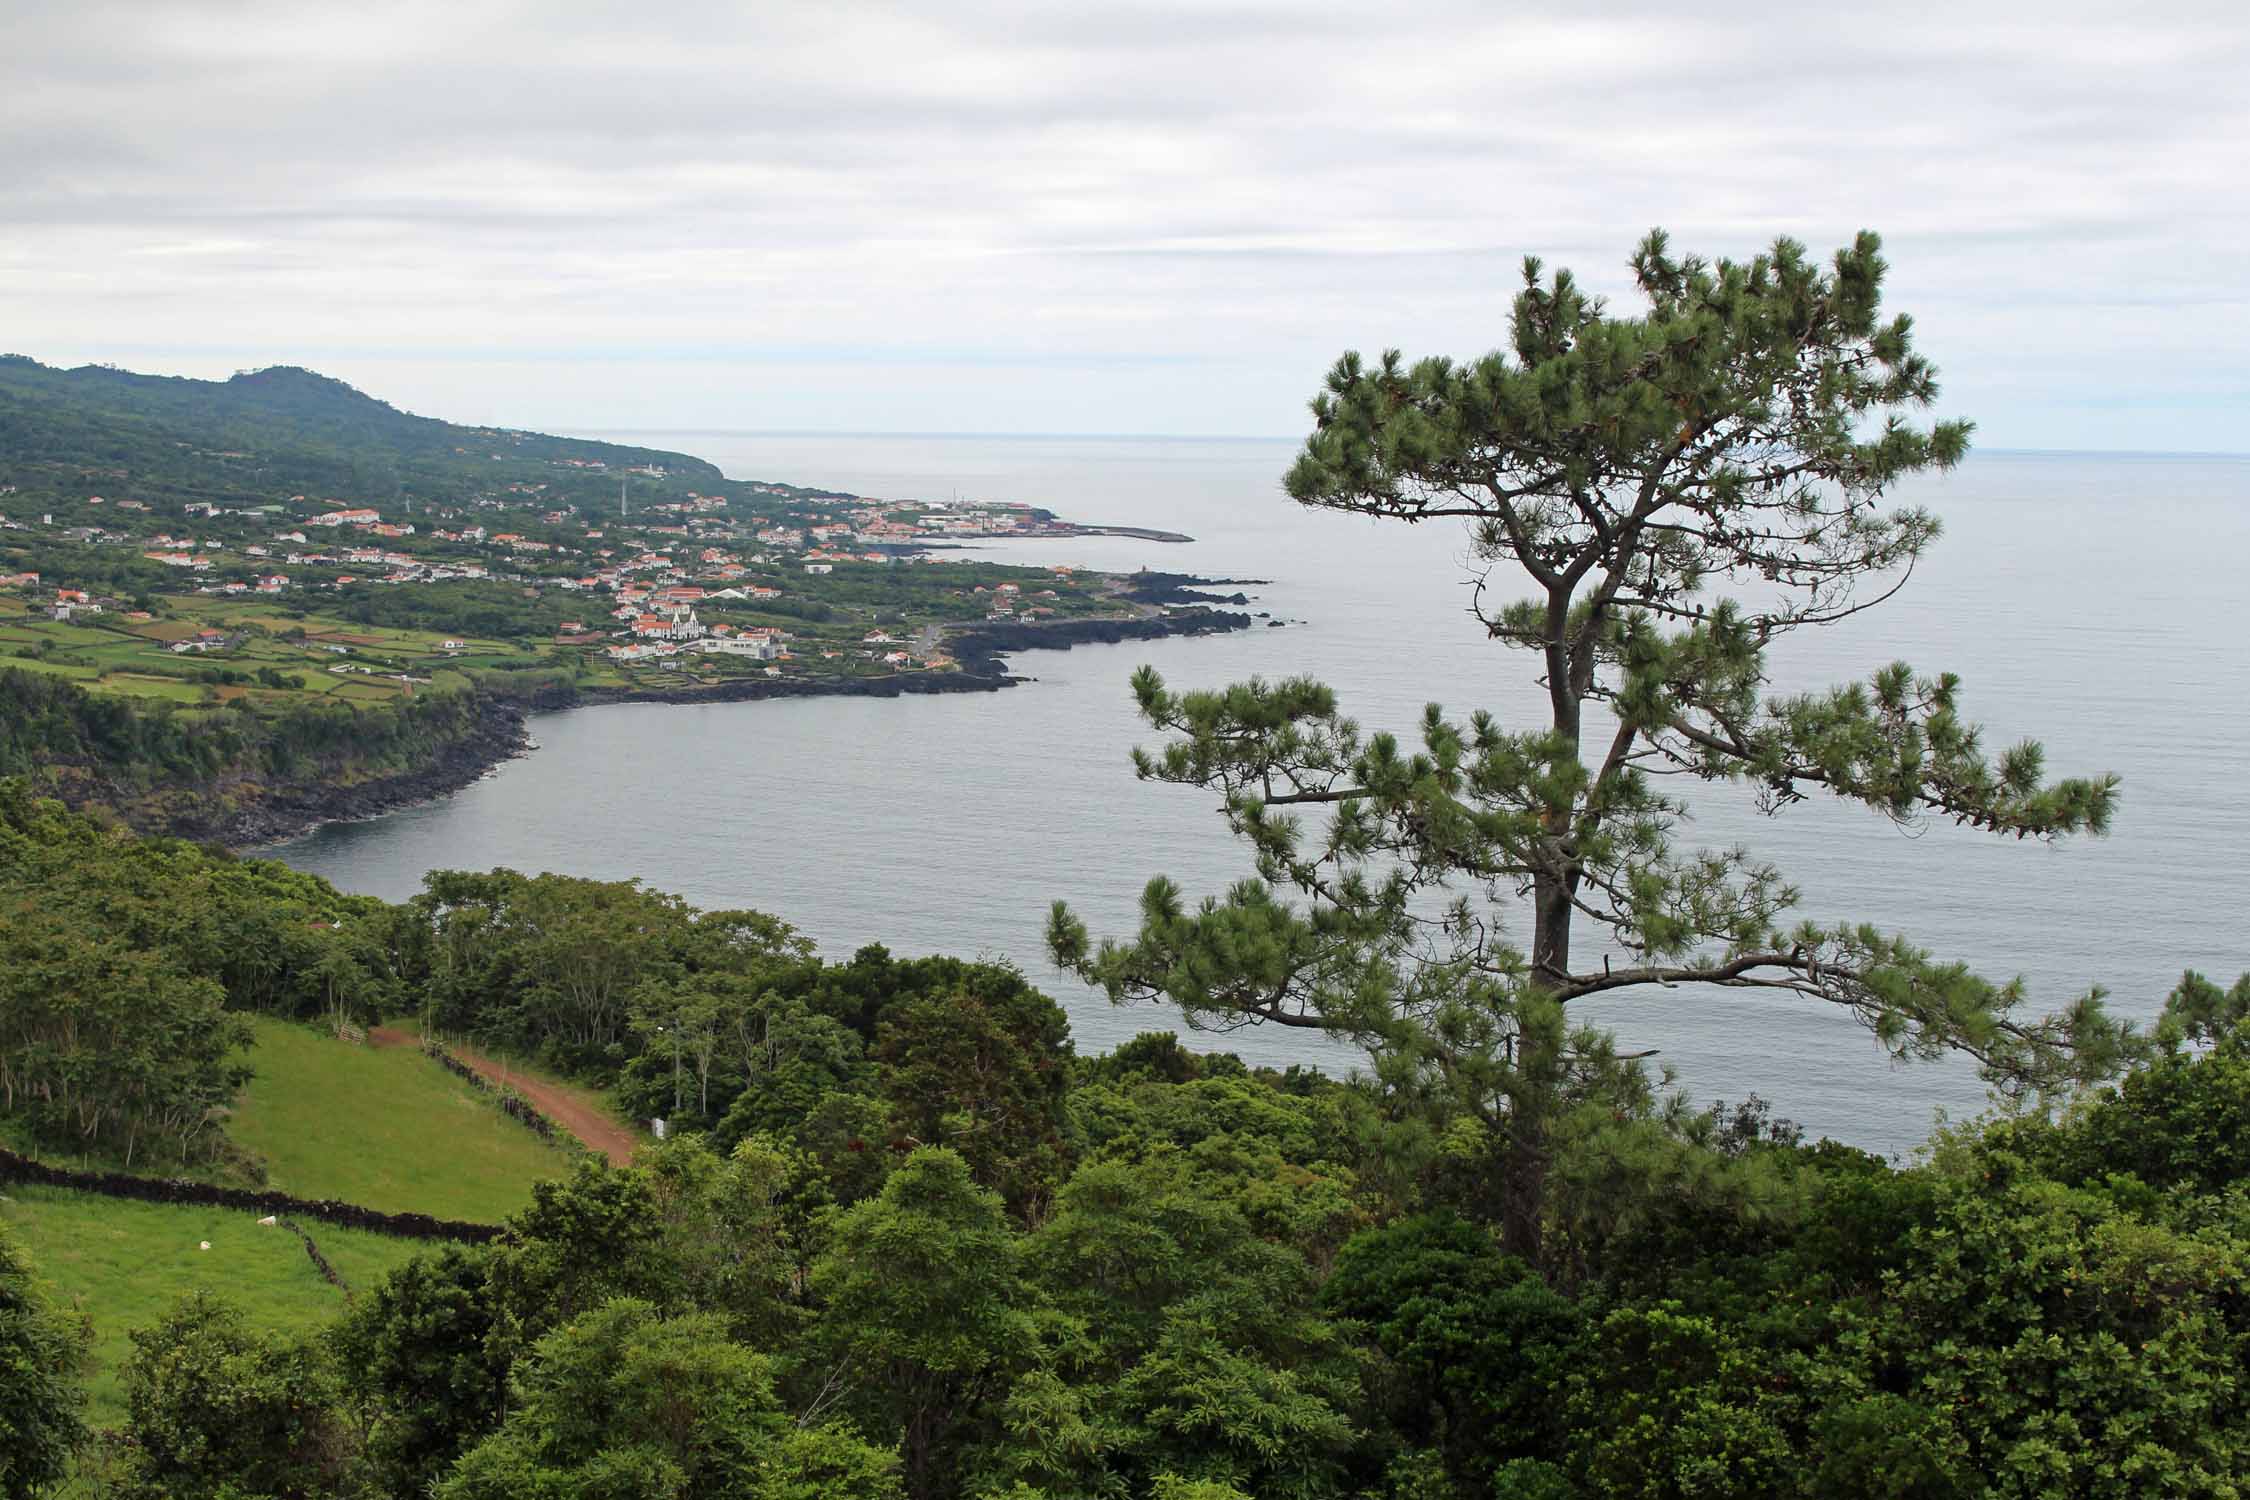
271;436;2250;1156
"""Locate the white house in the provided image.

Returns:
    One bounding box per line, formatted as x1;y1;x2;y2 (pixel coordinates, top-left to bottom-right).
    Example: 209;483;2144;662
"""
697;636;779;660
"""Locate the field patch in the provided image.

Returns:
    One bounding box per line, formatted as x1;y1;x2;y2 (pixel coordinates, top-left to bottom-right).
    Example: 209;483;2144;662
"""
228;1017;578;1222
93;672;209;703
0;655;100;680
0;1184;427;1425
122;618;199;642
326;676;408;703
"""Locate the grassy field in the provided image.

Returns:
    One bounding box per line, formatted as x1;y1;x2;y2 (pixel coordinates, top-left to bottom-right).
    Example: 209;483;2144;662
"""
0;1184;430;1426
0;592;554;712
228;1017;581;1222
0;1019;589;1437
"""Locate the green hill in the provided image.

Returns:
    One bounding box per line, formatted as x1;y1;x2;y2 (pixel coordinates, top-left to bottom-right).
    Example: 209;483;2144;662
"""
0;352;721;511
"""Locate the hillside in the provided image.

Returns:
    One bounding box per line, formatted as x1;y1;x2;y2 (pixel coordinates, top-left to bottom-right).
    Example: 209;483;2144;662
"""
0;353;722;513
227;1017;601;1222
0;661;536;845
1;1186;430;1427
5;786;2250;1495
0;354;1250;842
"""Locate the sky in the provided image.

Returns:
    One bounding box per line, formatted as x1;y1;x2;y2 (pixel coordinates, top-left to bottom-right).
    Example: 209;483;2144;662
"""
4;0;2247;449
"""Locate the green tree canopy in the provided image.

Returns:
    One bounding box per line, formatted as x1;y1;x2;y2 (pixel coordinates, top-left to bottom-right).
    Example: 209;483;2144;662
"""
0;901;250;1167
333;1244;510;1498
810;1148;1037;1499
118;1292;347;1500
438;1297;898;1500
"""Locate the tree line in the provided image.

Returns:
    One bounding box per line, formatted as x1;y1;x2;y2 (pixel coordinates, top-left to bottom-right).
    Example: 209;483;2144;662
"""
7;975;2248;1498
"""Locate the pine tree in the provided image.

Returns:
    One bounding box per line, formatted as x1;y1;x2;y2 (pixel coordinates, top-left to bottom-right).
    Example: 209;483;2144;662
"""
1051;230;2135;1259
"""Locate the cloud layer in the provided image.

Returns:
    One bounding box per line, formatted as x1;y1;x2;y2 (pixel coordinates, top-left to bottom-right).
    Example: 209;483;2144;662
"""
5;0;2246;446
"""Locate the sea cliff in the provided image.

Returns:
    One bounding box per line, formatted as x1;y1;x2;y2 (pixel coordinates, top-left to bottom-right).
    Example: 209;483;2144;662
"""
196;606;1253;848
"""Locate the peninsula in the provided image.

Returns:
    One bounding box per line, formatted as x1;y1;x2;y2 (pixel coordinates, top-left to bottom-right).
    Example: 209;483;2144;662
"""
0;356;1255;843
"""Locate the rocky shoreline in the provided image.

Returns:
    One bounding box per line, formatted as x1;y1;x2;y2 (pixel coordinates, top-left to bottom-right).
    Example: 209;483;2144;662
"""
944;607;1251;673
1114;571;1274;608
217;606;1252;850
179;704;538;849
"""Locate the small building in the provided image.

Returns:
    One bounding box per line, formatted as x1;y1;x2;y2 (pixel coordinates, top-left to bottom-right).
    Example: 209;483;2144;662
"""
697;636;779;660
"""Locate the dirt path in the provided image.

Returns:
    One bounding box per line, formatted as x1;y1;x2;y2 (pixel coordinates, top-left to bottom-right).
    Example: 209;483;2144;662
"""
371;1028;640;1166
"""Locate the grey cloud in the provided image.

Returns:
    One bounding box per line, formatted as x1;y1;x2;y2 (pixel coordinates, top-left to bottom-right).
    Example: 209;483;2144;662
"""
2;0;2245;444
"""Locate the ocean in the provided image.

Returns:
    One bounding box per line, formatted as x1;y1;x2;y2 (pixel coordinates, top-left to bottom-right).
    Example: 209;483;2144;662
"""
270;436;2250;1157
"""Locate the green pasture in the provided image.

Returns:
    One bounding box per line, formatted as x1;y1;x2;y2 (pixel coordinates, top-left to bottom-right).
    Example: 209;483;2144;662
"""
11;619;116;649
94;672;209;703
0;1185;430;1426
322;675;410;703
0;1017;584;1427
227;1017;577;1222
0;654;102;682
121;616;200;642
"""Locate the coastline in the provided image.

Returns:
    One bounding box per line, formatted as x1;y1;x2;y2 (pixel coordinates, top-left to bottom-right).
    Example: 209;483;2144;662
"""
138;703;540;850
221;606;1253;851
995;524;1194;543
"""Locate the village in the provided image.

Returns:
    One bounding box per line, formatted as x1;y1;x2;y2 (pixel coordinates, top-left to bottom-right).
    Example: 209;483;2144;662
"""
0;459;1180;706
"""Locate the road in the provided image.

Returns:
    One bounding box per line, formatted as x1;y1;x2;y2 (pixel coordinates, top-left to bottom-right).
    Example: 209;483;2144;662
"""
370;1027;640;1166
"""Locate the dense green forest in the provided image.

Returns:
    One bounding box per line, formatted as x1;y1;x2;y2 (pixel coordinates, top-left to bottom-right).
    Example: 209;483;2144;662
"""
2;784;2248;1499
0;355;721;511
0;784;403;1167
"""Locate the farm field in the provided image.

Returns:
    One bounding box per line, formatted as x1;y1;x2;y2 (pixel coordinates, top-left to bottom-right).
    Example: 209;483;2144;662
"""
228;1017;582;1222
0;1184;429;1426
0;1018;605;1437
0;592;554;712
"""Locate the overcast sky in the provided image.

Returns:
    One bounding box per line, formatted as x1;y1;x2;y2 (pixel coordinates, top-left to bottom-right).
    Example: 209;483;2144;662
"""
4;0;2246;449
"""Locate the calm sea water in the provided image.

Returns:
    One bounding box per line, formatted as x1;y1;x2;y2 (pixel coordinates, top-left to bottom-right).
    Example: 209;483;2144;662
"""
272;437;2250;1155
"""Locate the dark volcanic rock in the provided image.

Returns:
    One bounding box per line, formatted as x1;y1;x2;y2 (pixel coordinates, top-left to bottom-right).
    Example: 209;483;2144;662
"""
947;608;1253;673
206;700;535;848
584;669;1014;709
1116;571;1268;608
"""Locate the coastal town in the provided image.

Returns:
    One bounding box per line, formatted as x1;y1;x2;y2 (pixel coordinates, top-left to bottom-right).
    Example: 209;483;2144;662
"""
0;423;1241;716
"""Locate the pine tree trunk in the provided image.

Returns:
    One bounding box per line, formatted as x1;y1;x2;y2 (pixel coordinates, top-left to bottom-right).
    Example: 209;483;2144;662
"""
1499;1121;1546;1264
1505;593;1584;1265
1501;876;1575;1262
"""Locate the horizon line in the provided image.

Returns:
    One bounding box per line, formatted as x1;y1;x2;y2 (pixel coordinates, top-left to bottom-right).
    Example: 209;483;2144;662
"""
572;428;2250;461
